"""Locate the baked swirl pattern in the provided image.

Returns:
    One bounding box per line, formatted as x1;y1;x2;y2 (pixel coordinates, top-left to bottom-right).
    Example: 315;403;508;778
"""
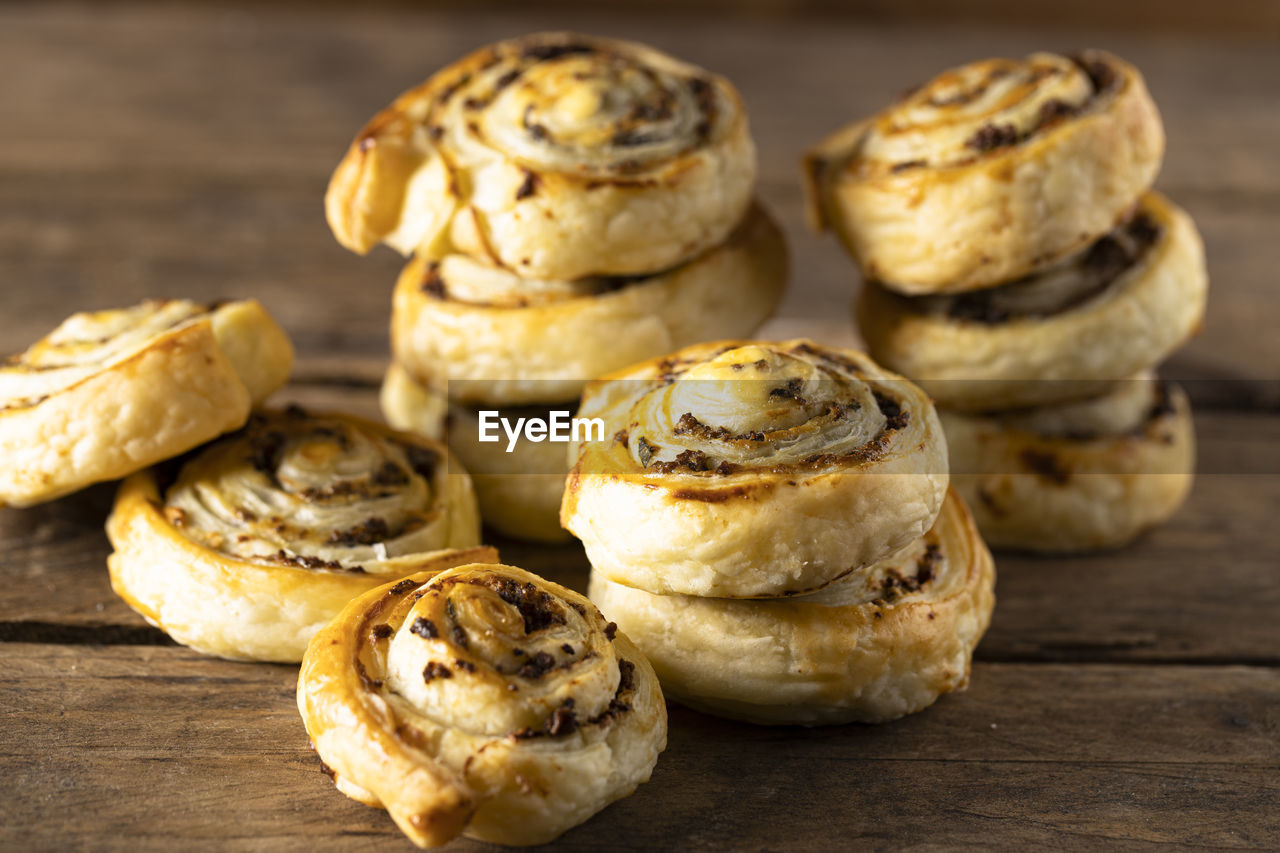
327;31;755;281
298;563;666;848
858;191;1208;410
590;490;994;725
942;378;1195;552
860;53;1095;167
561;340;949;598
0;298;293;507
106;407;484;662
390;202;787;405
335;32;785;546
805;49;1163;294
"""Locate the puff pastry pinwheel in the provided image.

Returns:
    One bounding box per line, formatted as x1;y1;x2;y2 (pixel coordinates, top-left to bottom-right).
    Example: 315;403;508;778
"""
590;489;993;725
804;49;1163;294
941;376;1194;551
326;31;755;282
382;364;572;543
561;340;949;598
0;299;292;508
298;562;666;847
389;203;787;406
858;192;1207;410
106;406;486;662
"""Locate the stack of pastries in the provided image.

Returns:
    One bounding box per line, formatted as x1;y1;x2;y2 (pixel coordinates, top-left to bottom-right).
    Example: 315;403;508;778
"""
325;32;788;542
14;35;1236;852
0;299;489;664
1;272;667;850
804;50;1208;551
562;339;995;725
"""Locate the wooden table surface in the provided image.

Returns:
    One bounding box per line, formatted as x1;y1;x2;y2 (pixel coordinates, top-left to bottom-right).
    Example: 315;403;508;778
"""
2;4;1277;850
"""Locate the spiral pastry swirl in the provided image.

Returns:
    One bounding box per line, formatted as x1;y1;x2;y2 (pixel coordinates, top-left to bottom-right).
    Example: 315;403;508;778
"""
590;490;994;725
861;53;1096;170
106;407;484;662
942;378;1194;552
804;49;1163;294
389;203;786;405
326;31;755;281
298;563;666;848
0;298;293;507
858;192;1207;410
561;340;949;598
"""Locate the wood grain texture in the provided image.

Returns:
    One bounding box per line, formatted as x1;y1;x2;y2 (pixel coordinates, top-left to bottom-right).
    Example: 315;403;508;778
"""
1;4;1278;850
197;0;1280;36
1;383;1276;666
1;4;1278;383
2;643;1276;851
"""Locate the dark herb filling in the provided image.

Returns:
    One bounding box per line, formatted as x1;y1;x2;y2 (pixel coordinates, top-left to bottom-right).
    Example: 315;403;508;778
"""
942;212;1162;325
484;576;567;634
513;659;636;740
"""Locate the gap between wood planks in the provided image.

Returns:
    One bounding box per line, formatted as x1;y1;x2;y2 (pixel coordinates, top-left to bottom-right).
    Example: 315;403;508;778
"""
2;618;1277;669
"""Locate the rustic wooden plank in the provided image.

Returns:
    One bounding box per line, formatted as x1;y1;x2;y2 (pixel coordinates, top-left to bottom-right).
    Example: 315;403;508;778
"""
0;176;400;362
23;0;1269;36
447;0;1280;36
1;384;1276;665
1;6;1277;188
3;173;1275;392
0;6;1277;381
429;0;1280;35
1;643;1275;851
1;6;1275;850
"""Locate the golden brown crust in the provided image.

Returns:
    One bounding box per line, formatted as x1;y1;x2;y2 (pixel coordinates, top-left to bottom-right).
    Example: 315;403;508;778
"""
942;381;1195;551
380;364;573;544
0;299;293;507
805;50;1163;294
389;202;786;406
589;490;995;725
561;340;948;597
106;407;484;662
298;563;667;847
379;360;448;441
443;401;573;544
857;192;1208;410
326;31;755;281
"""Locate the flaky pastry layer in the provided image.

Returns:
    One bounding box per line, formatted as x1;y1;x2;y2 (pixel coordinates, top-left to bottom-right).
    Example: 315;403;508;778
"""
805;50;1163;294
857;192;1207;410
0;299;293;507
382;364;573;543
562;340;949;598
390;202;786;406
589;490;994;725
106;408;483;661
327;31;755;281
298;563;666;847
942;380;1194;552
